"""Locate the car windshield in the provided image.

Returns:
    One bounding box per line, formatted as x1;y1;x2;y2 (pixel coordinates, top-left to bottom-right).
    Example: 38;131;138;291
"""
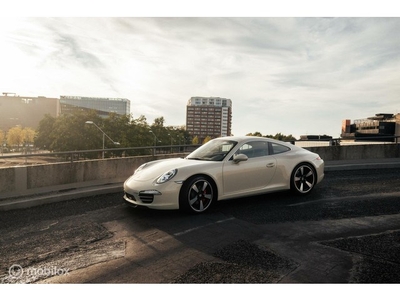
186;139;237;161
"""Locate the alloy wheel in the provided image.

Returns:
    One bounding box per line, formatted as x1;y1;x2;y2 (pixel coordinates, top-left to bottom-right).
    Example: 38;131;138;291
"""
187;179;214;212
292;164;316;194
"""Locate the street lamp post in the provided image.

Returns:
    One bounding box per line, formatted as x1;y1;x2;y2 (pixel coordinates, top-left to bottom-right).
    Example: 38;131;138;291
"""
176;134;182;152
168;133;174;153
85;121;120;159
149;130;158;155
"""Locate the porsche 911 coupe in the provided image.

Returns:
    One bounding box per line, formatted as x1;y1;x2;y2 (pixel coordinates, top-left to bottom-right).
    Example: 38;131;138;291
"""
123;136;324;213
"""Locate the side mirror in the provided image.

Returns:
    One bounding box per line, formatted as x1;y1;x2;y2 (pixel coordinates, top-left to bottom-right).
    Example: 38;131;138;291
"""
233;153;248;164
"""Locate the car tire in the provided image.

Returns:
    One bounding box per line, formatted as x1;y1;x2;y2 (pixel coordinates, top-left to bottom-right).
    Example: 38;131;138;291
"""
291;163;316;195
179;176;216;213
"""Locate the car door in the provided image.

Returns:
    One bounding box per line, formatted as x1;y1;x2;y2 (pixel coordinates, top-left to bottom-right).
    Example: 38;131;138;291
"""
222;141;277;197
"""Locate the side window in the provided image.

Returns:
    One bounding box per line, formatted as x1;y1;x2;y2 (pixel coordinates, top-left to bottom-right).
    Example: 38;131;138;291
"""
270;142;290;155
236;141;269;158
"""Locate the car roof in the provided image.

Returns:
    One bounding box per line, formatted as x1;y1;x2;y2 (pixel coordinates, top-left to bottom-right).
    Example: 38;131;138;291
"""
215;136;297;149
215;136;274;142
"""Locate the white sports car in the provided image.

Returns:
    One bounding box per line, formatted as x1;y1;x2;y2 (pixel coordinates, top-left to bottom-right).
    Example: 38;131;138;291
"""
123;136;324;213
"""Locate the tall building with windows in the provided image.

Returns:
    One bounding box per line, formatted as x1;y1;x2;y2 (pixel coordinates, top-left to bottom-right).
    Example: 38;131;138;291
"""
60;95;130;117
186;96;232;141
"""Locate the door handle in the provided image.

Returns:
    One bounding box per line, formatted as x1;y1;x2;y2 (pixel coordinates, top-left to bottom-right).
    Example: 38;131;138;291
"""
266;163;275;168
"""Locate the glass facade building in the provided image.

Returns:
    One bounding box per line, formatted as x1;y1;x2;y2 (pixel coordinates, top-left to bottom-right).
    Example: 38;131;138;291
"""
60;95;130;117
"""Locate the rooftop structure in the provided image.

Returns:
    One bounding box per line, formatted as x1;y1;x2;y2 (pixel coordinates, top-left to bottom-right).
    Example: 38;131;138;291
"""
342;113;400;142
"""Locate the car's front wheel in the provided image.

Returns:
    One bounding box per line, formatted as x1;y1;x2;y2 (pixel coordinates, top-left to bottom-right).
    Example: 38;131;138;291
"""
291;163;316;195
179;176;216;213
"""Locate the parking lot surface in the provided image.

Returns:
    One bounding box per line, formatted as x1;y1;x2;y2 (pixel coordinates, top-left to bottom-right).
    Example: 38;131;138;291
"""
0;159;399;284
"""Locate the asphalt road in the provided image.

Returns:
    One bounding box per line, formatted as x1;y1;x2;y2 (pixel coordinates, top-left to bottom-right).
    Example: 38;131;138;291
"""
1;168;400;284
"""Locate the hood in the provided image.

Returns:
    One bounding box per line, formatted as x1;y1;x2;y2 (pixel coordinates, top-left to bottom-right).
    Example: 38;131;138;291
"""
132;157;216;181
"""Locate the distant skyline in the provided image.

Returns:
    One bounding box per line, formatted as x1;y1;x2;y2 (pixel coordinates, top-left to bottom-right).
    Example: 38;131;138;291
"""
1;6;399;138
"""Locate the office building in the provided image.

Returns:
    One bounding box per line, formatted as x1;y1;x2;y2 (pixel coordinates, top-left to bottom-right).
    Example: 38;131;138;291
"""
186;96;232;141
0;93;59;131
60;95;130;117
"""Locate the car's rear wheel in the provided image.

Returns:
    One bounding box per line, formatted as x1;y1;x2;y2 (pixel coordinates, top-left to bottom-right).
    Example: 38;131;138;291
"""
291;163;316;195
179;176;216;213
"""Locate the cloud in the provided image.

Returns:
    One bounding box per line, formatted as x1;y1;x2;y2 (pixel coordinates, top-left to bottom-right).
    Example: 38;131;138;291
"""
1;17;399;138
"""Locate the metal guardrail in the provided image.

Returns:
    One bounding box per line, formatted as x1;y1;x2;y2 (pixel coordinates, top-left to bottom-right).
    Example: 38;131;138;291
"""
0;144;202;164
1;135;399;165
295;135;400;145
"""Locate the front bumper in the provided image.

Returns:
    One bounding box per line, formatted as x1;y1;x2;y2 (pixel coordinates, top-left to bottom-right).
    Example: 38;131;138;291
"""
123;179;182;210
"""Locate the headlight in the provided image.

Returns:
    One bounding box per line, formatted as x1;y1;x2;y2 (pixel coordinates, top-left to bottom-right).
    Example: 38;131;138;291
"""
156;169;178;184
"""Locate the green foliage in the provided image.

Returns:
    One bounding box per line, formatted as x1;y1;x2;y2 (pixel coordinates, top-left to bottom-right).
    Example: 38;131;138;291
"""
247;132;297;142
152;116;165;127
265;132;296;142
34;111;192;154
34;111;299;155
7;127;24;150
246;132;263;137
50;111;101;151
1;126;36;153
35;114;56;150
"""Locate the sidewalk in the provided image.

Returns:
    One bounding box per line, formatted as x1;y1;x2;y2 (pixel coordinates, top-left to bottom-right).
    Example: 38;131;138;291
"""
1;158;399;211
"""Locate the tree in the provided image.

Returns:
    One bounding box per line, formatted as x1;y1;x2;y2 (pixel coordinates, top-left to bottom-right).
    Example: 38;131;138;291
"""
102;113;130;147
246;132;263;137
22;128;36;144
0;130;4;146
7;126;24;151
172;125;192;145
152;116;165;127
203;136;212;144
0;130;4;153
247;131;297;142
192;136;199;145
265;133;296;142
35;114;56;150
125;115;152;154
50;110;101;152
33;111;192;155
151;117;170;147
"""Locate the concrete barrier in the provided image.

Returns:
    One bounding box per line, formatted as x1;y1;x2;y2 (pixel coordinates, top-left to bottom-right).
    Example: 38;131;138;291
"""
0;144;399;201
305;143;400;161
0;153;186;200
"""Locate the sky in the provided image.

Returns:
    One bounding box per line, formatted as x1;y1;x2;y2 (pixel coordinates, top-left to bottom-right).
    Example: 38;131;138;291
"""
1;1;399;139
